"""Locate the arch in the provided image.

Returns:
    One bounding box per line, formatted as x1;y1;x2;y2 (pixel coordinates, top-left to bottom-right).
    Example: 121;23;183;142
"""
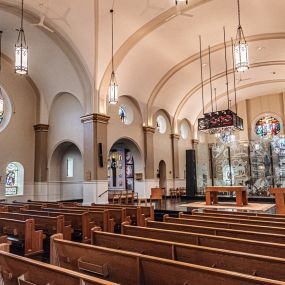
108;137;144;192
174;61;285;132
192;79;285;139
158;160;167;189
5;161;24;196
147;33;285;127
153;109;172;130
49;141;83;201
0;1;93;114
98;0;213;114
49;92;84;115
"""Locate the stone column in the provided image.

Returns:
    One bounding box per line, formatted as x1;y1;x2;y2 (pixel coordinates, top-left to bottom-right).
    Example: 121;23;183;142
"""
34;124;49;182
81;113;110;204
143;126;155;179
34;124;49;200
143;126;157;197
170;134;180;179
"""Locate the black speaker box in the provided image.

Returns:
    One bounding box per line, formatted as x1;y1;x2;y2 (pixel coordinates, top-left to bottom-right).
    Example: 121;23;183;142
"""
186;149;197;197
98;143;104;167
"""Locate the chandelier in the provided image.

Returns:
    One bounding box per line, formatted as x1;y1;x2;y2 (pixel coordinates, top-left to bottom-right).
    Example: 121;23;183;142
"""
198;28;243;135
15;0;28;75
108;9;119;105
234;0;249;72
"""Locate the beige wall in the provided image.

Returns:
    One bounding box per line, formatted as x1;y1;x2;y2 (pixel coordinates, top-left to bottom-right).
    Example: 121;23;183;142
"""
0;60;37;199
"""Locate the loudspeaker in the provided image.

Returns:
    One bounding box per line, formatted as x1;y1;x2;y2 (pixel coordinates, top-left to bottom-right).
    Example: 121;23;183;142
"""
98;143;104;167
186;149;197;197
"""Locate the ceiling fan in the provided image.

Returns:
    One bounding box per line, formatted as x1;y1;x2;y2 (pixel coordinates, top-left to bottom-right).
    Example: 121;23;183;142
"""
31;14;54;33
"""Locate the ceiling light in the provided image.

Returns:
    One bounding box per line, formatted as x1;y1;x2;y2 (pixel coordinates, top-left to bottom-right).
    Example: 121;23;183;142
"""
15;0;28;75
234;0;249;72
108;9;119;105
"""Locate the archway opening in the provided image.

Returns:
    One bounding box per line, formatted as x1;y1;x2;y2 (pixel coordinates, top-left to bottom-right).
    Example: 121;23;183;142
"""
158;160;167;189
49;141;83;201
108;138;143;200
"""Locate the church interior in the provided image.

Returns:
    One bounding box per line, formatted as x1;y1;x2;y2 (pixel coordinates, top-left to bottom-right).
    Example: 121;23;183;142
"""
1;0;285;284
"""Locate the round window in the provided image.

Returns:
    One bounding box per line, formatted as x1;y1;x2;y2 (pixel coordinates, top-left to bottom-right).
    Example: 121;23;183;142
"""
0;87;12;133
156;115;167;134
255;115;280;139
118;104;133;125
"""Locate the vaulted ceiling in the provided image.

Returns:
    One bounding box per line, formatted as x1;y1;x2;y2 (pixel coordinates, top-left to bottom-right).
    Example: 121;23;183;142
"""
1;0;285;129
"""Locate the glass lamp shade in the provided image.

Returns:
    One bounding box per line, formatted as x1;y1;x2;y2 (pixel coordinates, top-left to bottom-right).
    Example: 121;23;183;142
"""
15;45;28;75
108;72;119;104
234;42;249;72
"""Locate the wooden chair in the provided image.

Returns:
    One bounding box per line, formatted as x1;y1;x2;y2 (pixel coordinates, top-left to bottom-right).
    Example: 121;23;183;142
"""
150;187;163;206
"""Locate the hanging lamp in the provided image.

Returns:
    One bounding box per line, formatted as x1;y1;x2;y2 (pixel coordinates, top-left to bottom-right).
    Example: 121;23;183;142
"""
234;0;249;72
15;0;28;75
108;9;119;105
198;28;243;134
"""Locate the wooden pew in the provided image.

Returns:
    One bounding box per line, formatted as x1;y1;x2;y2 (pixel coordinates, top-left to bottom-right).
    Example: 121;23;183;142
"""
2;203;29;213
51;233;283;285
149;218;285;244
20;209;92;243
203;209;285;218
0;218;43;256
121;223;285;258
27;200;81;207
164;214;285;236
196;209;285;222
42;207;115;232
179;213;285;230
0;212;72;240
49;206;126;232
90;203;154;226
0;251;117;285
91;229;285;282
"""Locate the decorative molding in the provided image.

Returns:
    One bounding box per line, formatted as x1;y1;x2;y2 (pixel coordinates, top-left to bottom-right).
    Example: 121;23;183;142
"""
81;113;110;124
170;133;180;140
143;126;156;134
192;139;199;145
34;124;49;132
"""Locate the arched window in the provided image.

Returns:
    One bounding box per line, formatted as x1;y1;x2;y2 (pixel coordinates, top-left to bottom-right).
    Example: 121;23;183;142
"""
5;162;24;196
255;115;281;139
156;115;167;134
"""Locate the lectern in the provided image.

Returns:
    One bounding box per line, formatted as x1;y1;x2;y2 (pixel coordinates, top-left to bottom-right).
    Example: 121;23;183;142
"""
270;188;285;214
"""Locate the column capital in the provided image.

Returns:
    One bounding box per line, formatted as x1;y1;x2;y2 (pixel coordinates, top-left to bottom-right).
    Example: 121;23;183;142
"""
192;139;199;145
170;133;180;140
143;126;156;134
81;113;110;124
34;124;49;132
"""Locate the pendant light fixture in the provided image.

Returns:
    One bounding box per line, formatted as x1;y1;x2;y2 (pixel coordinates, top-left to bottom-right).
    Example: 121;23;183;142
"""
175;0;188;5
198;28;243;135
108;9;119;105
234;0;249;72
15;0;28;75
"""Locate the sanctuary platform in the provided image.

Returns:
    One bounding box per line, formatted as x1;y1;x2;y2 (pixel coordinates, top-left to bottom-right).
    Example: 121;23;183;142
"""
179;201;276;213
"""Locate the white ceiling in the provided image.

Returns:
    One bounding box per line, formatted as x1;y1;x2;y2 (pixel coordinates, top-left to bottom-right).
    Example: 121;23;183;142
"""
1;0;285;128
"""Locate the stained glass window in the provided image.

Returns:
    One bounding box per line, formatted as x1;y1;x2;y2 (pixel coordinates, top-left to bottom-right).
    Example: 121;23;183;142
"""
255;116;280;138
118;106;127;123
5;163;19;196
